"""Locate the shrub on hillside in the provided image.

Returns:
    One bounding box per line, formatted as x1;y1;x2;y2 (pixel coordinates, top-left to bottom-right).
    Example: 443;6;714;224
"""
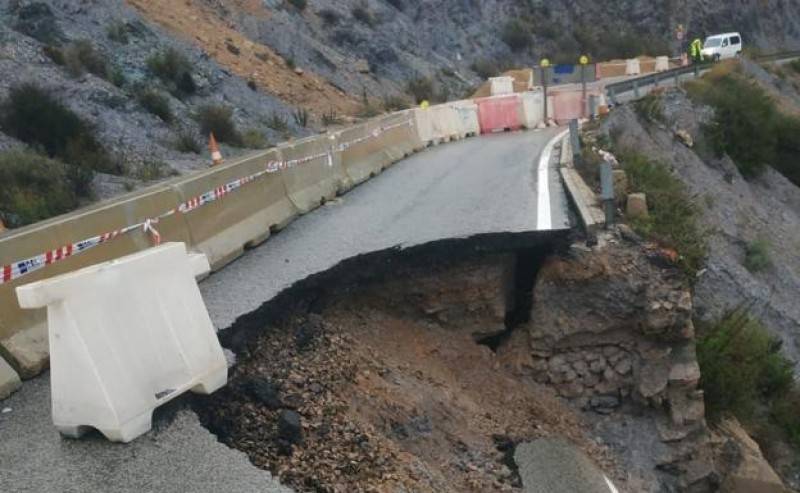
172;127;202;154
318;8;341;26
0;83;119;175
147;48;197;97
406;77;435;104
196;104;242;146
287;0;307;10
634;92;665;123
136;89;173;123
106;20;129;44
352;5;376;27
697;309;794;421
64;40;109;79
502;20;532;52
687;63;800;186
744;239;772;273
241;129;269;149
0;150;83;228
687;64;778;178
619;149;707;278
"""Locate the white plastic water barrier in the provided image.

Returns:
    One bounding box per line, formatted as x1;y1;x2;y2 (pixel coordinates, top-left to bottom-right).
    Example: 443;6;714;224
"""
489;76;514;96
451;101;481;137
625;58;641;76
16;242;227;443
520;90;553;128
655;56;670;72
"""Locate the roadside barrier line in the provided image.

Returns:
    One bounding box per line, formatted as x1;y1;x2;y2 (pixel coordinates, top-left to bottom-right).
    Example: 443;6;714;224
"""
0;119;413;286
536;129;570;230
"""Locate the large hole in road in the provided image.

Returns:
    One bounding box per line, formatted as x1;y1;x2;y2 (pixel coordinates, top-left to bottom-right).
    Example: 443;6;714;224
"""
193;233;591;493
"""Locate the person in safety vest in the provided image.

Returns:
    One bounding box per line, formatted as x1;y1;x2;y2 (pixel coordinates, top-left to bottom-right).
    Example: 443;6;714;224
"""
690;38;704;63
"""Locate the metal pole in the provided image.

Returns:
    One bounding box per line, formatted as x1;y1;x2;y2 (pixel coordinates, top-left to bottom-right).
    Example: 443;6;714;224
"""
633;79;640;99
599;161;615;227
581;64;587;118
542;66;549;123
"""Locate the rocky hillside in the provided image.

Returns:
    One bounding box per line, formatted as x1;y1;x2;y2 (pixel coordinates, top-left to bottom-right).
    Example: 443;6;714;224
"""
1;0;799;228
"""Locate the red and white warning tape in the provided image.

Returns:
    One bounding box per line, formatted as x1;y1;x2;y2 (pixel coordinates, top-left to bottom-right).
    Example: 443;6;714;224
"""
0;119;413;286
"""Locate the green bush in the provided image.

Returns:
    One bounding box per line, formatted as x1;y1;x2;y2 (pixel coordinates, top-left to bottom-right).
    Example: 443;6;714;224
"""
42;45;65;65
173;127;202;154
406;77;435;104
687;65;778;178
0;150;83;228
292;108;309;128
137;89;173;123
502;20;532;52
351;5;376;27
265;112;289;132
133;159;175;181
241;129;269;149
788;59;800;75
744;239;772;272
106;20;129;44
0;84;118;175
771;389;800;448
287;0;307;10
773;113;800;186
318;8;341;26
697;310;795;422
196;104;241;146
64;40;109;79
322;108;341;126
471;58;502;79
147;48;197;97
619;150;707;278
634;91;665;124
382;95;409;112
687;64;800;186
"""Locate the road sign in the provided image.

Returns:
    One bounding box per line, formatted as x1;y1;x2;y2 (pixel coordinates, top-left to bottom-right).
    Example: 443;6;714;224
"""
540;58;550;68
579;55;589;65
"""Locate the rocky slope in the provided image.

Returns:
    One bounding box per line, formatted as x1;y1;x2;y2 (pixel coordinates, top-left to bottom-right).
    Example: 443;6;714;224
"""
2;0;799;217
601;91;800;369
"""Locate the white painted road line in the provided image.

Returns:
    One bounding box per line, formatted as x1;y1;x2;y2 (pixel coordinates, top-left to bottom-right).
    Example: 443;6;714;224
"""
604;475;620;493
536;129;570;230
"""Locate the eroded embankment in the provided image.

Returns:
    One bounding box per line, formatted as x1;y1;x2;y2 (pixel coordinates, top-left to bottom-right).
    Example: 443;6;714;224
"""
192;232;627;492
191;229;726;492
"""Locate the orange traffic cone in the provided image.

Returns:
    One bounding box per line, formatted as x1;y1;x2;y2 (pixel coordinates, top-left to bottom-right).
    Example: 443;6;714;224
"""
209;132;224;166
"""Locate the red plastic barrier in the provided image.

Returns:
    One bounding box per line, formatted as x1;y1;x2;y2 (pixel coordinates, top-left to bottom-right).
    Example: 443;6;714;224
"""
475;95;522;134
551;90;585;123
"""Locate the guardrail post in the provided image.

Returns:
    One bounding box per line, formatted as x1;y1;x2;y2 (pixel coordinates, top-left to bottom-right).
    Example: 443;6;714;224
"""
633;79;640;99
608;87;617;106
588;95;598;120
654;73;660;88
569;119;581;163
674;71;680;88
599;162;615;227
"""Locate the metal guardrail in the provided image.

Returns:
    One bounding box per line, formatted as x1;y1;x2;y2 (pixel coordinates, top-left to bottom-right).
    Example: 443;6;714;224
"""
604;50;800;102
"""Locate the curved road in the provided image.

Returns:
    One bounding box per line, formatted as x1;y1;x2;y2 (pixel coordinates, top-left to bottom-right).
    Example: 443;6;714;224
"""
203;127;569;331
0;128;571;493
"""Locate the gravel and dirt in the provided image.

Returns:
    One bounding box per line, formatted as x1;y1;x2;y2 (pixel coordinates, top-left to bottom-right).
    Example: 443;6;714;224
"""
196;249;621;493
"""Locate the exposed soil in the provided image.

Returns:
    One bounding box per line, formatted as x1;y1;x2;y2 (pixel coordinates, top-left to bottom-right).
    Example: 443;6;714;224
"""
196;247;620;493
126;0;360;116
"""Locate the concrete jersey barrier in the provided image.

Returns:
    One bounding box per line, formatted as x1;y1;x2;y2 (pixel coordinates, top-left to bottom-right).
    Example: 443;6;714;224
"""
278;134;346;213
0;183;193;377
171;148;298;271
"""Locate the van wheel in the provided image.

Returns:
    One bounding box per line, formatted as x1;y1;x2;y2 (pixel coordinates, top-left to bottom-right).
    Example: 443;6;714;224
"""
714;54;721;62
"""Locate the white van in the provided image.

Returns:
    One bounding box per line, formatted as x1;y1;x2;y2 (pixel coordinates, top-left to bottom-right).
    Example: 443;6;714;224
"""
701;32;743;61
